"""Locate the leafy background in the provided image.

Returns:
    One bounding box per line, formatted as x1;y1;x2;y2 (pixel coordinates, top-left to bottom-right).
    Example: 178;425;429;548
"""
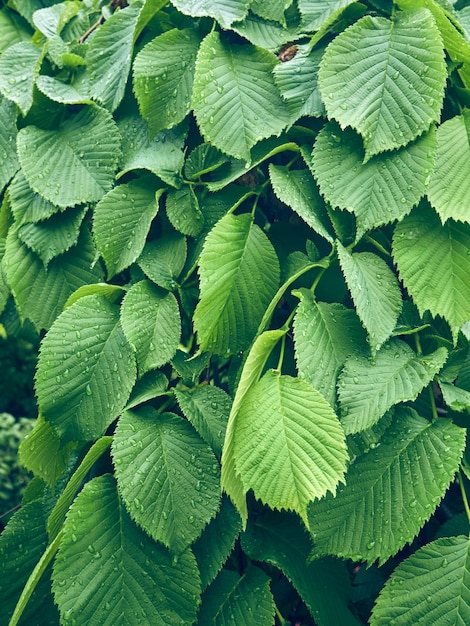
1;0;470;624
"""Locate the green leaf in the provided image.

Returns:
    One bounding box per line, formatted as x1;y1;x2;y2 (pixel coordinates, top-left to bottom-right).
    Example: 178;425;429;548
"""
35;294;136;441
93;178;161;278
137;233;187;290
192;31;289;161
82;1;143;112
0;96;19;193
293;289;366;407
17;105;121;208
392;203;470;340
0;41;43;115
8;170;61;225
194;213;280;355
440;382;470;413
133;27;201;135
231;12;298;51
117;115;186;188
197;565;275;626
0;499;59;626
52;474;201;625
0;8;31;53
370;535;470;625
4;227;103;331
428;111;470;223
19;415;77;487
206;136;299;192
35;75;91;105
184;143;229;181
312;122;437;238
120;280;180;375
17;206;86;267
192;496;241;591
337;242;402;351
233;370;348;526
166;186;204;237
298;0;356;30
222;329;286;524
251;0;292;24
318;9;446;159
171;349;211;385
308;406;466;565
242;510;363;626
269;164;334;242
175;384;232;457
170;0;250;28
32;3;80;38
338;339;448;434
125;370;169;410
273;44;325;124
112;408;221;553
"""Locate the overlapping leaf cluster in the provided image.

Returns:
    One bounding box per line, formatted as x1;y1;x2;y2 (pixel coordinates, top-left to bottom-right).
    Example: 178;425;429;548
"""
1;0;470;624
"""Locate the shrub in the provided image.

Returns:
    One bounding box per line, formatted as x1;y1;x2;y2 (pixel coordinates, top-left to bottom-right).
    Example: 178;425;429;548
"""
1;0;470;624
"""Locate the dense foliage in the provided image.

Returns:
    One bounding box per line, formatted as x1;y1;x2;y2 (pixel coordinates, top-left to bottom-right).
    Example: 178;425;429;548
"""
1;0;470;624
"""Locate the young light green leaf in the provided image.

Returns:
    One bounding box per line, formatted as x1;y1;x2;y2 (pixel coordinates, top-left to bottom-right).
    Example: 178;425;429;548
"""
133;28;201;135
273;44;325;124
192;31;289;161
35;294;136;441
117;115;186;188
337;242;402;352
242;510;363;626
0;499;59;626
120;280;180;375
166;186;204;237
175;384;232;457
194;213;280;355
269;164;333;242
392;203;470;341
338;339;448;434
137;233;187;291
52;474;201;625
81;1;144;112
197;565;275;626
112;408;220;553
312;122;437;238
222;329;286;525
17;206;86;267
192;496;241;591
8;170;61;225
93;178;161;279
17;105;121;208
170;0;249;28
371;536;470;625
293;289;366;407
0;41;43;115
0;96;19;193
298;0;356;30
428;111;470;223
233;370;348;526
19;415;78;487
4;227;103;331
318;9;446;159
308;407;466;565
